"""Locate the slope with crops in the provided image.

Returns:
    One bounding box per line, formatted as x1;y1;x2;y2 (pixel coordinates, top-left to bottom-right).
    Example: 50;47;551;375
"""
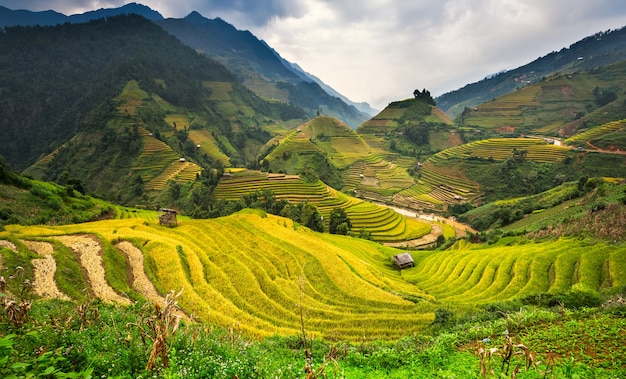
2;15;306;206
457;60;626;136
213;170;431;242
2;200;626;342
404;236;626;304
1;213;436;340
436;26;626;119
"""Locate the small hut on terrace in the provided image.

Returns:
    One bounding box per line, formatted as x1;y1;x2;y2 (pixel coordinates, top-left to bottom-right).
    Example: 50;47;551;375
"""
159;208;178;227
392;252;414;269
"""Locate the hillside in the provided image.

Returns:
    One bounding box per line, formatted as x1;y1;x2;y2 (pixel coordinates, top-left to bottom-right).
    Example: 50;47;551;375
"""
0;3;372;129
0;15;306;203
2;206;625;340
457;60;626;136
437;26;626;118
0;3;164;27
157;12;371;128
212;169;433;243
1;185;626;377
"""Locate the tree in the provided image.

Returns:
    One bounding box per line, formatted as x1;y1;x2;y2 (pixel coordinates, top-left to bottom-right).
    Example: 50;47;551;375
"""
412;88;435;105
329;207;352;235
299;201;324;232
435;234;446;247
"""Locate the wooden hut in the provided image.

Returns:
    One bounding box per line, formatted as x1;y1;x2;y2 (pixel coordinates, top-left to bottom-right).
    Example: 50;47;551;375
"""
159;208;178;227
392;252;414;269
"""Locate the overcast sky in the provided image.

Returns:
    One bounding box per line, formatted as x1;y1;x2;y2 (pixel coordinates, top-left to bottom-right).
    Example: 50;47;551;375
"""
3;1;626;110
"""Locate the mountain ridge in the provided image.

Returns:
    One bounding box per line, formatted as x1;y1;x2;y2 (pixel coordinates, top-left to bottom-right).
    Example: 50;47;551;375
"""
157;12;372;127
436;26;626;118
0;3;373;127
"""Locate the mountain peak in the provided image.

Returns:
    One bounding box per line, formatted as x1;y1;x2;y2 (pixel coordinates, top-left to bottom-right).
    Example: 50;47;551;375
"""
0;3;163;27
68;3;163;23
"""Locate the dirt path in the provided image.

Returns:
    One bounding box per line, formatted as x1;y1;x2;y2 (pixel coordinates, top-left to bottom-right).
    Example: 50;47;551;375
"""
55;235;131;305
23;241;71;300
115;241;163;302
115;241;189;321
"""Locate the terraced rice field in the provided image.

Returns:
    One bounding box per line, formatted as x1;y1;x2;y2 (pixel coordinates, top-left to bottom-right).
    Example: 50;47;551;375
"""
429;138;569;164
264;128;330;163
164;114;191;130
355;155;415;196
3;218;622;341
565;119;626;147
187;129;231;166
396;138;570;209
203;82;233;101
462;85;541;128
1;216;435;340
114;80;149;116
145;161;202;191
213;170;430;242
405;237;625;304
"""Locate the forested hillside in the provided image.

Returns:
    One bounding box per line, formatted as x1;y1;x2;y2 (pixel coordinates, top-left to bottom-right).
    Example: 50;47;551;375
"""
0;15;305;202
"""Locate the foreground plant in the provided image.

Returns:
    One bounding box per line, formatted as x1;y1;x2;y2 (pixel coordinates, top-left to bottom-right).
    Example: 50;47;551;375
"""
0;267;33;329
129;289;183;371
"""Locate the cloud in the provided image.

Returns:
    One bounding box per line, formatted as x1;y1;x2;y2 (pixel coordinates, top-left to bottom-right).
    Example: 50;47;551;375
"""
3;0;626;109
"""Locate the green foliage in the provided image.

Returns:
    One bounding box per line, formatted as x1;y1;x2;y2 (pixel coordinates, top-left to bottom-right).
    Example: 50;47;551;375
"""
522;284;604;310
328;207;352;235
592;86;618;106
404;123;430;145
0;174;112;228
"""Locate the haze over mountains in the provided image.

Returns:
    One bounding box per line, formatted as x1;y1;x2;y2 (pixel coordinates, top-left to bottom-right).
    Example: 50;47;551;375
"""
3;2;626;123
0;2;373;127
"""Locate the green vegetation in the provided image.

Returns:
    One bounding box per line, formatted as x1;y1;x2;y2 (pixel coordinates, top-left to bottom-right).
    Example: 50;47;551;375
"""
437;27;626;118
2;204;626;377
1;15;305;207
457;60;626;135
3;12;626;379
0;167;111;229
212;170;431;242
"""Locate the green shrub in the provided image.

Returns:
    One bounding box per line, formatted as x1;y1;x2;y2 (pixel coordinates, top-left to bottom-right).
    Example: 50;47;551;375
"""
559;284;604;309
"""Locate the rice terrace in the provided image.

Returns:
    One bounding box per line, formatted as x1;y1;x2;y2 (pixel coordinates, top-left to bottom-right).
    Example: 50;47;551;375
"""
1;5;626;379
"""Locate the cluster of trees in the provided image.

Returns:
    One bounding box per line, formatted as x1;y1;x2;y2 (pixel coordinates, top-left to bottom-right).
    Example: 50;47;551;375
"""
413;89;436;105
161;185;358;236
592;86;618;107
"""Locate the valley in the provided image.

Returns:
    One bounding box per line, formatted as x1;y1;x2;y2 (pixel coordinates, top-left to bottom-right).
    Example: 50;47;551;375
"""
0;5;625;378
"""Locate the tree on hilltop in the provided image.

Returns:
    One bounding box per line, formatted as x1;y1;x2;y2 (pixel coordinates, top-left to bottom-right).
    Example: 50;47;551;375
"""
413;88;435;105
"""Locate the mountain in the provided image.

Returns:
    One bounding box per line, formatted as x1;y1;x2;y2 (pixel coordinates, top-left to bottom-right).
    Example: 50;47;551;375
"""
436;26;626;119
0;6;67;26
0;4;373;128
156;12;372;128
277;56;379;116
0;2;163;27
0;15;305;204
456;59;626;136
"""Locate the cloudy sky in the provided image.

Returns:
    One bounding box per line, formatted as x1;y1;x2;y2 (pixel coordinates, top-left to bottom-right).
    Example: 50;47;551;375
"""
3;1;626;110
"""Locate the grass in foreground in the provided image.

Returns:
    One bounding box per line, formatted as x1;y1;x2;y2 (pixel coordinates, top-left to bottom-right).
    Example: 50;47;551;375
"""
1;296;624;379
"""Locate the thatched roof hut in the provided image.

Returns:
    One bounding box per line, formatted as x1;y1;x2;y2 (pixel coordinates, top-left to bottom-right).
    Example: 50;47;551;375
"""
392;252;414;269
159;208;178;227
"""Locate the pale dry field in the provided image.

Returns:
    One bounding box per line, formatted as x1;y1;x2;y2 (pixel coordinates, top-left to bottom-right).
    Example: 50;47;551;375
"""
54;235;131;305
23;240;70;300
